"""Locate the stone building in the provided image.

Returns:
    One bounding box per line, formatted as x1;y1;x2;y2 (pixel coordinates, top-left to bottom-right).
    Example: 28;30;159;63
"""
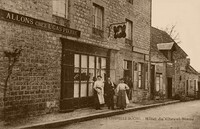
0;0;151;118
151;27;199;99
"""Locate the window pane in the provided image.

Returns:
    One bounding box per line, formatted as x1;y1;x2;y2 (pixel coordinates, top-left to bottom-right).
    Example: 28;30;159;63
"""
53;0;58;13
81;68;87;81
80;82;87;97
89;69;95;82
74;54;80;67
138;63;142;71
138;79;141;88
93;5;103;29
81;55;87;68
123;60;127;69
96;69;101;76
88;83;94;96
101;58;106;69
52;0;68;18
156;75;160;92
160;75;163;91
89;56;95;68
96;57;100;69
126;20;132;39
74;82;79;98
101;70;106;82
59;1;65;16
88;69;95;96
74;68;80;81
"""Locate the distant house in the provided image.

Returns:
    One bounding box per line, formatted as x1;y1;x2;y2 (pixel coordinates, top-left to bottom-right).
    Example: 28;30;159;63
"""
151;27;199;99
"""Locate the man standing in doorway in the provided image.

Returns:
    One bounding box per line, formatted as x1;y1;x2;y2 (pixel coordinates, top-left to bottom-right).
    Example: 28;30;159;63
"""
125;76;133;100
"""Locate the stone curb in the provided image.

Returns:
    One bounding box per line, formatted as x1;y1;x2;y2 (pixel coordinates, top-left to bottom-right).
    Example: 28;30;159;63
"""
18;100;180;129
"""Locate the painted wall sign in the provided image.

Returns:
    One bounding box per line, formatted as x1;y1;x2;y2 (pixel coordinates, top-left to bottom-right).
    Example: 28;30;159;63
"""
0;9;81;38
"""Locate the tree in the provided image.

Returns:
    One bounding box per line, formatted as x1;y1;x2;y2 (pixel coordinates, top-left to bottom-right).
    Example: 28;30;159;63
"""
2;46;22;121
162;24;181;44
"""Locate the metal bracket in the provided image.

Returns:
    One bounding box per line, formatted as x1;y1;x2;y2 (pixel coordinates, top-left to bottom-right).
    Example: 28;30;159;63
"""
108;22;127;38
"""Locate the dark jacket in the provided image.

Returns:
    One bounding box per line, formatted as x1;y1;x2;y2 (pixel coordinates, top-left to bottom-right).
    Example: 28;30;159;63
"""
104;81;115;96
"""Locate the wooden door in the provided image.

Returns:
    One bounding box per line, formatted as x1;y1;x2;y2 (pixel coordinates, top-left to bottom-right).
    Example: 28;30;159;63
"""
60;50;74;112
150;65;155;99
167;77;172;98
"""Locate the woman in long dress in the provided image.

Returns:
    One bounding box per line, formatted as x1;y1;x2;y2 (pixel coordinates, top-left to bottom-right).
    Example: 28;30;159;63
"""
116;78;129;110
93;75;105;110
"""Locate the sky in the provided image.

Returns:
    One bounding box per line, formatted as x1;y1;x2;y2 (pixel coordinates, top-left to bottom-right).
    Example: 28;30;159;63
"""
152;0;200;71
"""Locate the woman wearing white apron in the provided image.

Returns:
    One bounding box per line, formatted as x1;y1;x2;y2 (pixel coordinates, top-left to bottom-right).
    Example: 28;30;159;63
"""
93;75;105;110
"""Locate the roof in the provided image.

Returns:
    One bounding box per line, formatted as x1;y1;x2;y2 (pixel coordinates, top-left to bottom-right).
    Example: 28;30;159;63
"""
151;27;188;58
151;49;168;62
151;27;174;45
186;65;199;75
157;42;175;50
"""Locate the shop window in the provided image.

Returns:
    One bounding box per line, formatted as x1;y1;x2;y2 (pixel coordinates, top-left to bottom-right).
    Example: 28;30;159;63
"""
92;4;104;37
53;0;68;18
73;54;107;98
156;73;163;92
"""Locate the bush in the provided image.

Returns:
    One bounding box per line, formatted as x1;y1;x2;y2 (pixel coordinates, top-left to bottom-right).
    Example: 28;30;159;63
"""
173;94;181;100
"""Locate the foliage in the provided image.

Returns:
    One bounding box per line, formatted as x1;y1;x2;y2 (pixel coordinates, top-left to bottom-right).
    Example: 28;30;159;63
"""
2;46;23;120
162;24;181;44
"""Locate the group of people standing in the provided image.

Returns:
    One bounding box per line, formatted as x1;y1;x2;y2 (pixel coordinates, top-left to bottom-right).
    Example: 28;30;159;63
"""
93;75;133;110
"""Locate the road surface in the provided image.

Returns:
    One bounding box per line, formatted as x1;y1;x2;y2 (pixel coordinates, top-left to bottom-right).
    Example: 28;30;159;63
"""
58;100;200;129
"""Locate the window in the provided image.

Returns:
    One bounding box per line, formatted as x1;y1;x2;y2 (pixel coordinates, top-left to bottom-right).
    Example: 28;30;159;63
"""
190;80;193;89
93;4;104;30
123;61;128;70
194;80;197;91
73;54;107;98
156;73;163;92
123;60;132;78
138;63;142;88
127;0;133;4
126;19;133;40
53;0;68;18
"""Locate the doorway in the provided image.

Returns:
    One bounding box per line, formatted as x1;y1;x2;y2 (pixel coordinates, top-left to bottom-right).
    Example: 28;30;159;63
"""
167;77;172;98
150;65;155;99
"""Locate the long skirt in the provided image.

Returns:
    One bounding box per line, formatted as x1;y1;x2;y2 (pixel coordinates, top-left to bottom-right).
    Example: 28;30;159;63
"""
94;89;105;105
117;90;129;108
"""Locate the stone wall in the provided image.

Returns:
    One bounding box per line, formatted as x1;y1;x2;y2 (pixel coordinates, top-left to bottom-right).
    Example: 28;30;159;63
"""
0;0;151;118
174;58;198;97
